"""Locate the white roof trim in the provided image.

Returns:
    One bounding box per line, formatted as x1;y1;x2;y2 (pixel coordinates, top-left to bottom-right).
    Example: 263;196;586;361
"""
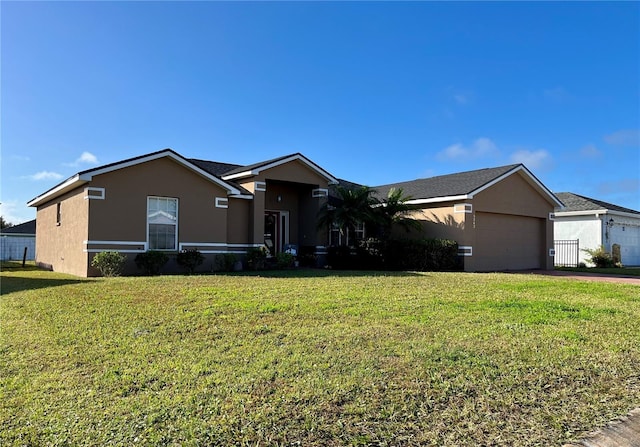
470;165;563;207
555;209;640;220
28;150;245;207
27;174;87;207
405;195;470;205
222;154;339;184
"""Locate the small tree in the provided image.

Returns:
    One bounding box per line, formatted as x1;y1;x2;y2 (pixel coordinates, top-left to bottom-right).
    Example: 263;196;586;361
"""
91;251;126;277
0;216;13;230
582;245;616;268
135;250;169;275
176;249;205;274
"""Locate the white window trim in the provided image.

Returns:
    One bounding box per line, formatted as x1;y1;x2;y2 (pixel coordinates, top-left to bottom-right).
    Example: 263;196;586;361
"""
84;187;105;200
312;188;329;198
147;196;179;251
454;203;473;214
458;246;473;256
215;197;229;209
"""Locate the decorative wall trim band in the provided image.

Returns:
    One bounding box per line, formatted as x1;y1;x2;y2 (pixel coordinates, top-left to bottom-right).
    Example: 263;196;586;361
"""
458;246;473;256
83;240;147;253
312;188;329;198
215;197;229;209
454;203;473;214
84;187;105;200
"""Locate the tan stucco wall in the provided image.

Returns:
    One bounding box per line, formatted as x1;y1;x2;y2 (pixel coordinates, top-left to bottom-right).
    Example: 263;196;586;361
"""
404;204;469;244
35;188;89;276
86;157;231;246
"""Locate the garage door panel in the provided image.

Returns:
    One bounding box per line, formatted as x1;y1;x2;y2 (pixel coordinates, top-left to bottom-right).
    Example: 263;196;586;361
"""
475;212;544;271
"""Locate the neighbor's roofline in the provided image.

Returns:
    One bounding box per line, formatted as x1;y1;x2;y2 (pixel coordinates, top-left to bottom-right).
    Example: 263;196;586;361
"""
554;209;640;219
27;149;246;207
222;153;339;184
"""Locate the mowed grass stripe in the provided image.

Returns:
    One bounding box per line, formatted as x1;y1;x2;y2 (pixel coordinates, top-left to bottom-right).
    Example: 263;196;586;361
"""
1;270;639;446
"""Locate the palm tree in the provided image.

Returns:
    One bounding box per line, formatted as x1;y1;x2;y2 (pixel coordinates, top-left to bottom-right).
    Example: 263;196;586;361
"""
318;185;380;246
375;188;421;240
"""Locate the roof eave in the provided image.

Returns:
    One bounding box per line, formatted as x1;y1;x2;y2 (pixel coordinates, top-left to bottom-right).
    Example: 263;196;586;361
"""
27;174;88;207
469;165;563;207
221;154;339;184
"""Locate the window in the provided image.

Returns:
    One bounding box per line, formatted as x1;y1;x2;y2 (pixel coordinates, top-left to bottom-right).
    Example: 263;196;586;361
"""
56;203;61;226
147;197;178;250
354;222;366;241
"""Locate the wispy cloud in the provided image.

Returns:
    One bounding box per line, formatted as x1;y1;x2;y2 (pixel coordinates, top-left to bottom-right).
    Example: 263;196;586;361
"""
63;151;99;167
26;171;64;181
453;94;468;105
11;155;31;162
596;178;640;195
579;144;601;158
510;149;551;170
0;200;32;225
543;86;569;103
603;129;640;146
437;137;499;161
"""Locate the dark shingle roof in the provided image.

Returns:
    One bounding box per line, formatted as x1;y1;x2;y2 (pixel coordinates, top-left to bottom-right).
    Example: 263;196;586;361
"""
555;192;640;215
1;219;36;235
222;153;301;177
372;164;521;200
188;158;242;177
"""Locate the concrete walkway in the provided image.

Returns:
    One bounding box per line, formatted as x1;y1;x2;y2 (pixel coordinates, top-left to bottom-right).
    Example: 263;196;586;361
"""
563;408;640;447
522;270;640;286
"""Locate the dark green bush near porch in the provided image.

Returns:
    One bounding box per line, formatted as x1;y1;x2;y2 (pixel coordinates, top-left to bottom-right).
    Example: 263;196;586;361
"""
176;249;205;274
90;251;126;277
135;250;169;275
328;238;461;271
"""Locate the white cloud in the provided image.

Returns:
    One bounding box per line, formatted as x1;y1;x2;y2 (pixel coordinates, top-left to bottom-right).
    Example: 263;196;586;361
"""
437;137;499;161
64;151;99;167
27;171;64;181
510;149;551;169
603;129;640;146
580;144;601;158
0;201;33;225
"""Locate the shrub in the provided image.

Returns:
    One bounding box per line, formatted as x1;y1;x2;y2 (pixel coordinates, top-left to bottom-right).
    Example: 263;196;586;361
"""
177;249;205;274
135;250;169;275
246;247;267;271
582;245;616;268
91;251;126;277
216;253;238;272
275;252;295;269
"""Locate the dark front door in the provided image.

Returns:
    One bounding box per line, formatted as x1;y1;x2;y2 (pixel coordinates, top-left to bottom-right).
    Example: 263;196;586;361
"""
264;211;279;257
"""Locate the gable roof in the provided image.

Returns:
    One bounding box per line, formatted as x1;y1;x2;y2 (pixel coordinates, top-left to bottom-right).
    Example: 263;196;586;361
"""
27;149;248;208
1;219;36;235
373;164;563;207
555;192;640;216
220;153;339;184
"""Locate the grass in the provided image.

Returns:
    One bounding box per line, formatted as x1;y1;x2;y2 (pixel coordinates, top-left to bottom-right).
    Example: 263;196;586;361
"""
556;266;640;276
1;267;639;446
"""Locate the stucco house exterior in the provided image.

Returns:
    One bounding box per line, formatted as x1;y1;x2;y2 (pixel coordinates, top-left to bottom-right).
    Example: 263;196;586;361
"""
373;164;562;271
28;149;561;276
28;149;337;276
0;219;36;261
553;192;640;267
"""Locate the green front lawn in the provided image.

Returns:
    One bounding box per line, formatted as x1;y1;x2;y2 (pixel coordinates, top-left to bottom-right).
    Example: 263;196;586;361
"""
1;268;639;446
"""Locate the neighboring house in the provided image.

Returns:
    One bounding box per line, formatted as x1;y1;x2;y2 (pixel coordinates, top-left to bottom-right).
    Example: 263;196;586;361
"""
553;192;640;267
0;219;36;261
373;164;562;271
28;149;561;276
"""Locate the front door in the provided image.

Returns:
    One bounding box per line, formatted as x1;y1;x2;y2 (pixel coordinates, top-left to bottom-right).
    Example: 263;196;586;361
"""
264;211;290;257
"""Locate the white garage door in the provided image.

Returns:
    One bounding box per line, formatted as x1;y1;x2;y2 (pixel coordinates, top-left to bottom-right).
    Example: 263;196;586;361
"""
474;212;545;271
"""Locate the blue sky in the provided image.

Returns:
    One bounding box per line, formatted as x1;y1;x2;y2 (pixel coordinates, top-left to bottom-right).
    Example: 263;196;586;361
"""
2;1;639;224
